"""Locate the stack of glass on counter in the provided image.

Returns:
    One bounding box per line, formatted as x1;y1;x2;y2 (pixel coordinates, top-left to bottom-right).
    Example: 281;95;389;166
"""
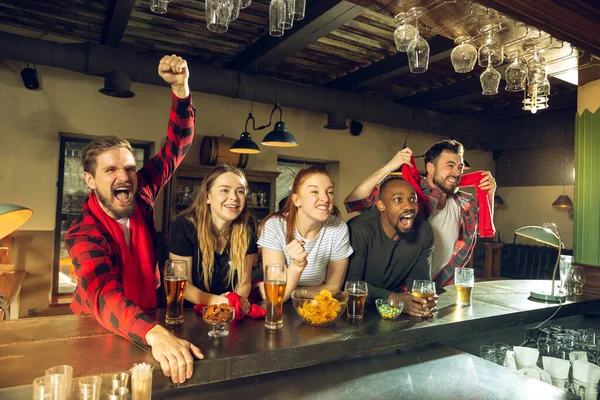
479;325;600;399
32;362;153;400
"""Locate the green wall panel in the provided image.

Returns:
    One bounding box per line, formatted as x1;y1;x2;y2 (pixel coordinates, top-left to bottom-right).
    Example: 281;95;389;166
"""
574;109;600;265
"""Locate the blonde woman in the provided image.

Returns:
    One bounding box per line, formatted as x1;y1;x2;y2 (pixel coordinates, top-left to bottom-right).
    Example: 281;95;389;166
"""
169;165;256;314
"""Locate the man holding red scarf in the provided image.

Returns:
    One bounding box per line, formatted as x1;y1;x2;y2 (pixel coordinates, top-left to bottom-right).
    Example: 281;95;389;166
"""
344;140;497;288
66;54;202;384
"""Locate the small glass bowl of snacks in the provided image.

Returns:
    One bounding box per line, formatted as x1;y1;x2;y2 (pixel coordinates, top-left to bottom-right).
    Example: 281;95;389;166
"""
375;298;404;320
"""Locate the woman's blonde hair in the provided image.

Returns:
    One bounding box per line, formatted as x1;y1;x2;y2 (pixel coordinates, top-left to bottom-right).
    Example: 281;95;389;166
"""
179;165;249;291
260;166;340;244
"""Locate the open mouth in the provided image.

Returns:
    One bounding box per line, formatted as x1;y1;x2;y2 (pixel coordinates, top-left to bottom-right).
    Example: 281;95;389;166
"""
446;176;460;186
398;211;415;230
113;185;131;204
224;204;240;212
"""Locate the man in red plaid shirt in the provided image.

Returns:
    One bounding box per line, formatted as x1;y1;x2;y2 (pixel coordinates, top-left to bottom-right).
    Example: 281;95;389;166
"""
344;140;496;288
66;54;202;384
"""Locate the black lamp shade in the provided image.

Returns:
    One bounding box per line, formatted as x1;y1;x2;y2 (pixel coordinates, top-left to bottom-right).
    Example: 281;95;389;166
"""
494;194;504;207
230;131;260;154
552;195;573;209
99;70;135;98
262;121;298;147
324;112;348;130
463;159;471;170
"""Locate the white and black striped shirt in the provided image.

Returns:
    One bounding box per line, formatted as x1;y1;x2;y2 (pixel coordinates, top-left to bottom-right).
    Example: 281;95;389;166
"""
258;215;354;286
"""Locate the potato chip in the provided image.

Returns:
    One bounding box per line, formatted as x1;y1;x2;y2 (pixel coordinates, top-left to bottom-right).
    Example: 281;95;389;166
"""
297;290;341;325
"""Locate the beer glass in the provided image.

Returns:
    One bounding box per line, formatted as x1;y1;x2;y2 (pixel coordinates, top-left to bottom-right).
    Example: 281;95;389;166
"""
264;264;287;330
411;280;435;300
164;260;187;326
455;268;474;306
345;280;368;319
33;374;65;400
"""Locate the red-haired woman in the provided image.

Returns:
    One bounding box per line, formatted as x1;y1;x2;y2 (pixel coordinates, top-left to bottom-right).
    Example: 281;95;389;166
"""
258;166;353;301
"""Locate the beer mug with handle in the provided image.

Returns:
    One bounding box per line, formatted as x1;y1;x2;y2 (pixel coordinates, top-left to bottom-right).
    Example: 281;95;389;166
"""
164;260;187;325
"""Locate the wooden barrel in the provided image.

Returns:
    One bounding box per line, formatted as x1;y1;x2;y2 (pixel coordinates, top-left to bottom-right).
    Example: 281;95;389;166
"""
199;136;249;168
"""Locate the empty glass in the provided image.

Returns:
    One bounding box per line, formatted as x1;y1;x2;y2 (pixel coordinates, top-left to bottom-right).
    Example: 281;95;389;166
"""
570;265;586;295
480;345;498;363
450;36;477;73
206;0;233;33
78;376;102;400
537;77;551;97
281;0;295;29
150;0;168;14
559;255;573;295
293;0;306;20
527;51;547;86
229;0;242;21
241;0;252;9
45;365;73;400
33;375;65;400
269;0;285;37
111;372;130;390
407;34;430;74
480;65;501;95
478;26;504;67
393;13;417;52
504;54;527;92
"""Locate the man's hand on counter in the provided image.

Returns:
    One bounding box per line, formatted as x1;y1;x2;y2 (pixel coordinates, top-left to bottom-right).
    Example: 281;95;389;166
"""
145;325;204;384
389;292;437;318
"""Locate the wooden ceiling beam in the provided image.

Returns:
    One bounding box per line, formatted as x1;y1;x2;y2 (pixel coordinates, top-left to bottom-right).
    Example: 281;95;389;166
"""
101;0;135;47
225;0;365;72
327;35;454;90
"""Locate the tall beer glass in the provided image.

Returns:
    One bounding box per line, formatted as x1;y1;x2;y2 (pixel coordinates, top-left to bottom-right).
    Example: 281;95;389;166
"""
265;264;287;330
345;280;368;319
455;267;474;306
164;260;187;325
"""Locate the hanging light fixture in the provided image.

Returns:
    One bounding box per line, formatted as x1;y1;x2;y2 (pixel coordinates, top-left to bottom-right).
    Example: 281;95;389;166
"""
262;103;298;147
230;113;261;154
552;195;573;209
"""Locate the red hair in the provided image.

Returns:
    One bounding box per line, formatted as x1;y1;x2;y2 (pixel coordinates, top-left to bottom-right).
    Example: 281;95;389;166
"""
260;166;340;244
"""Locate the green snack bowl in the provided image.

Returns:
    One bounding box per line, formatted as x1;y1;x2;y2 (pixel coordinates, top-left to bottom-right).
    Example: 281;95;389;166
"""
375;298;404;320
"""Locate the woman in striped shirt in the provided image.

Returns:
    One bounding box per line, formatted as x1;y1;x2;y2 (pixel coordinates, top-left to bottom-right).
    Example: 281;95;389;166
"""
258;166;353;302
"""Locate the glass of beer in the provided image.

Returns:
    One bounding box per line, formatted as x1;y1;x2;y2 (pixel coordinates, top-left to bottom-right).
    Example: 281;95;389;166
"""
455;267;474;306
264;264;287;330
164;260;187;325
411;280;436;300
345;280;368;319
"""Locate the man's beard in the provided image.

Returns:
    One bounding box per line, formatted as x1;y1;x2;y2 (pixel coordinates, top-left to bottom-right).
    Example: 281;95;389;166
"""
95;189;135;219
433;173;460;195
395;217;420;243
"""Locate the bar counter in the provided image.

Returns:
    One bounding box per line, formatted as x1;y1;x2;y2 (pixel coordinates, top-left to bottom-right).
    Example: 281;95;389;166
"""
0;280;597;398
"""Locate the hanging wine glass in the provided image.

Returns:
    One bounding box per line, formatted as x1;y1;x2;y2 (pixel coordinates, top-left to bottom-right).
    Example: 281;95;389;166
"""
293;0;306;20
269;0;285;37
150;0;168;14
505;53;527;92
480;56;501;95
406;7;429;74
229;0;242;21
478;25;504;67
241;0;251;9
450;36;477;73
527;50;547;86
393;12;417;52
206;0;233;33
281;0;295;29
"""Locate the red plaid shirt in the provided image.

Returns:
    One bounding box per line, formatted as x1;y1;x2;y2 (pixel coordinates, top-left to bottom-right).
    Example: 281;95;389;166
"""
344;178;479;288
66;92;195;344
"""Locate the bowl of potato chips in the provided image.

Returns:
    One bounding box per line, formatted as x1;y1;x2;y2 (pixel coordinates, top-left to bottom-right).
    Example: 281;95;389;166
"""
291;289;348;326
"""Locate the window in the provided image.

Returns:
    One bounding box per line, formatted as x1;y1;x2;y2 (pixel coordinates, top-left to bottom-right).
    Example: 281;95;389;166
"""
52;134;151;300
276;158;339;211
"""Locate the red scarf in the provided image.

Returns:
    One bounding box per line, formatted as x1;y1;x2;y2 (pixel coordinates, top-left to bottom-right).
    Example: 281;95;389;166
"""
459;172;496;238
87;192;157;310
401;158;495;238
